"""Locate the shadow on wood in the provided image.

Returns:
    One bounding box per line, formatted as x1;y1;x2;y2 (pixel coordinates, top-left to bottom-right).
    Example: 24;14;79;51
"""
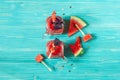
63;16;70;34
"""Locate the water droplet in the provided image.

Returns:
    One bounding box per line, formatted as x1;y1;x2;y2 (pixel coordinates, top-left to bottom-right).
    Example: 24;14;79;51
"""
61;8;64;10
42;33;48;39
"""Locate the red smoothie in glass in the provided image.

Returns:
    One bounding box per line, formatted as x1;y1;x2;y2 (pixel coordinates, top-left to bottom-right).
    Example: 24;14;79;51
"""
46;11;64;35
46;38;64;58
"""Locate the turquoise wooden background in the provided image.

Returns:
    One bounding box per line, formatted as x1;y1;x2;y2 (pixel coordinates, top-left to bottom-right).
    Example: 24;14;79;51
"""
0;0;120;80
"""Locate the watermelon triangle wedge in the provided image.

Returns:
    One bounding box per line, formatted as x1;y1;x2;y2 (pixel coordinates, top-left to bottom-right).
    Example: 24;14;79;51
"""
68;16;87;36
69;37;83;57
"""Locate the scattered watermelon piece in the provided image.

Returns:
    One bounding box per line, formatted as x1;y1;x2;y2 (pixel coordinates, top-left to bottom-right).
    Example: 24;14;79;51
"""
83;34;92;42
69;37;83;56
35;54;44;63
68;16;87;36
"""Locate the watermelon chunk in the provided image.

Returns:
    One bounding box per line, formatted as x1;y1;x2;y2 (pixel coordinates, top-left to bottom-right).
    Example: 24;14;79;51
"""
35;54;44;63
35;54;52;72
69;37;83;56
83;34;92;42
68;16;87;36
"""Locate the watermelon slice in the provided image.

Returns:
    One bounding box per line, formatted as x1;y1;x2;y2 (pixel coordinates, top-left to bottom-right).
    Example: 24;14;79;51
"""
69;37;83;56
68;16;87;36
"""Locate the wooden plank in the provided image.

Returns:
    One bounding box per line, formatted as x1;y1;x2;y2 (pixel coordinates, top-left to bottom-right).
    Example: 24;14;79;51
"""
0;0;120;80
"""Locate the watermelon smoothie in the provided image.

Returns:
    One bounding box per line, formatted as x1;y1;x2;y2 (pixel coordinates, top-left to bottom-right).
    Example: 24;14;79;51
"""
46;38;64;58
46;11;64;35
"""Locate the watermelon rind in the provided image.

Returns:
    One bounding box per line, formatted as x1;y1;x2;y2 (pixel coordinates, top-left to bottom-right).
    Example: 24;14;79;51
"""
71;16;87;27
74;48;83;57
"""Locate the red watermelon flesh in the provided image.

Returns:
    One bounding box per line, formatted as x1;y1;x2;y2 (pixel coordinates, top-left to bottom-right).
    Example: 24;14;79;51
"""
69;37;83;56
75;36;81;46
68;16;87;36
83;34;92;42
35;54;44;63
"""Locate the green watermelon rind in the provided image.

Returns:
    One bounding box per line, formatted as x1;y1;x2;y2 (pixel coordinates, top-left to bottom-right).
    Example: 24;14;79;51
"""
74;48;83;57
71;16;87;27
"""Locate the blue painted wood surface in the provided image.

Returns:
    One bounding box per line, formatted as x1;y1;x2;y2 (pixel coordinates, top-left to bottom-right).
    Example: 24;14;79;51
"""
0;0;120;80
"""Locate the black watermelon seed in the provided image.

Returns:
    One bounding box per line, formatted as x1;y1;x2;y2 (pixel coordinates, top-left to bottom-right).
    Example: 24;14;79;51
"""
68;70;71;72
69;6;72;8
62;13;65;15
71;64;73;66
